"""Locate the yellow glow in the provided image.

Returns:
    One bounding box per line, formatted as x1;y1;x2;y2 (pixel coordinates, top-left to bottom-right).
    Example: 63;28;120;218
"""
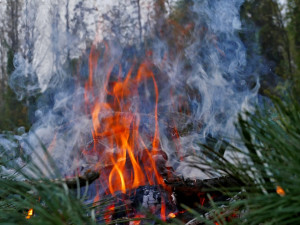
276;186;286;196
26;208;34;219
168;212;176;219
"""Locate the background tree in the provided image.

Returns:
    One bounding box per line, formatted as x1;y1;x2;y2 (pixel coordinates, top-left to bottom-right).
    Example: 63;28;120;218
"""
101;0;142;47
0;4;7;104
240;0;292;94
70;0;98;56
0;0;31;132
286;0;300;93
21;0;39;64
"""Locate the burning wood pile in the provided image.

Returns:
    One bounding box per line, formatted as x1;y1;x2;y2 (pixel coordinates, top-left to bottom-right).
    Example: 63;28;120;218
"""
21;44;245;223
66;49;227;223
18;35;248;224
45;167;242;224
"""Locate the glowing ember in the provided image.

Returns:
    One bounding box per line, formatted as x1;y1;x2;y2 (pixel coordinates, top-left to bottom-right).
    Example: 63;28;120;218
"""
130;214;145;225
104;205;115;223
26;208;34;219
168;212;176;219
276;186;285;196
130;221;141;225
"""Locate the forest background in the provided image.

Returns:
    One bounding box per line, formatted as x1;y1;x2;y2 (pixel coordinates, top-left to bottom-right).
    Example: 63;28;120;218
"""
0;0;299;132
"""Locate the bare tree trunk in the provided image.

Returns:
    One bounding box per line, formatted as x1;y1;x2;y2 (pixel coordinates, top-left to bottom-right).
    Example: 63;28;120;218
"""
7;0;21;53
65;0;70;62
273;3;293;77
136;0;143;45
0;24;7;93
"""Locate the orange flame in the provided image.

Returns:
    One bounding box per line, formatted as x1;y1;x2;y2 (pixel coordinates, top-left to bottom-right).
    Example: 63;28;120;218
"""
160;196;166;221
83;45;165;196
26;208;34;219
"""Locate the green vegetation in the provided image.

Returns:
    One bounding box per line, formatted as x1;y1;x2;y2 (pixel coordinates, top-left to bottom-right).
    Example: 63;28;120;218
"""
240;0;290;94
179;88;300;224
0;139;121;225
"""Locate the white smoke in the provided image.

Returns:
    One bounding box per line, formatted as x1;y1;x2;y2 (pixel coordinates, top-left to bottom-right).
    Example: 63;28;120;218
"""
6;0;259;179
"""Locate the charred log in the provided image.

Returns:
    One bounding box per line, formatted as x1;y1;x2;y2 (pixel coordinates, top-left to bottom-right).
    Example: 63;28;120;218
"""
164;174;243;223
164;175;242;191
60;169;241;191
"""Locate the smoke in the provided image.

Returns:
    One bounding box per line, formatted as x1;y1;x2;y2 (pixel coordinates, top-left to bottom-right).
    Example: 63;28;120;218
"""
6;0;259;179
154;0;259;175
9;54;41;100
0;132;30;178
186;0;259;137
